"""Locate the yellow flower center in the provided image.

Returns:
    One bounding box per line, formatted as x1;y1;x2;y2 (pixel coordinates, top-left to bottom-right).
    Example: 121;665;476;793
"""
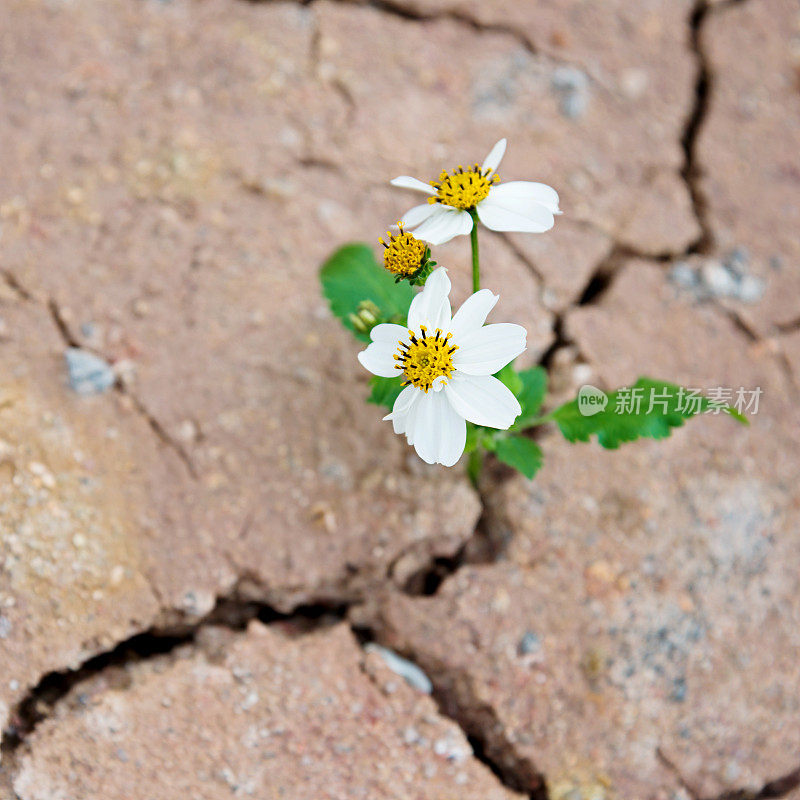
380;223;427;278
394;325;458;393
428;164;500;210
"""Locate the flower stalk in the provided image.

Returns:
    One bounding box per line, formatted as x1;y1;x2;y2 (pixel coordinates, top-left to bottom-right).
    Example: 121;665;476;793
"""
469;208;480;293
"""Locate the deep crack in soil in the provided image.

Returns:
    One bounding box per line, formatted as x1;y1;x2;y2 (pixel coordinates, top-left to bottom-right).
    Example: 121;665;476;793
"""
0;598;350;773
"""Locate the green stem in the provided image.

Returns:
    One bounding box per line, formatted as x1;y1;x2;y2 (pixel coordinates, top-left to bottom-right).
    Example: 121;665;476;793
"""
521;410;556;429
469;208;480;293
467;448;483;488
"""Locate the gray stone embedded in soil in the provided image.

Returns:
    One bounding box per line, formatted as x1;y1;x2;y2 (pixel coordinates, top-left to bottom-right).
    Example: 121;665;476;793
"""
365;643;433;694
518;631;541;655
669;261;699;289
670;255;766;304
551;66;590;119
701;260;739;298
65;347;116;395
723;246;750;278
736;274;765;304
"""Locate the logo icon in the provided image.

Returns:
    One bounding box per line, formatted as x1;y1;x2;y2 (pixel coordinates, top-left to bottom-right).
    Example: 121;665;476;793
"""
577;385;608;416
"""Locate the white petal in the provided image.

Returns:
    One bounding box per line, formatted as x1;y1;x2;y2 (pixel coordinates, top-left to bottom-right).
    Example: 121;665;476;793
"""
401;202;436;228
407;266;452;332
383;384;420;435
407;390;466;467
445;373;521;430
485;181;560;214
453;322;527;375
412;206;473;245
390;176;436;195
449;289;499;340
481;138;507;175
358;340;401;378
476;189;555;234
369;323;408;345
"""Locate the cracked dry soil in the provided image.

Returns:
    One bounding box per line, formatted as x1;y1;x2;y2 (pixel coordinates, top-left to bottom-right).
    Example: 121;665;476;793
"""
1;0;799;798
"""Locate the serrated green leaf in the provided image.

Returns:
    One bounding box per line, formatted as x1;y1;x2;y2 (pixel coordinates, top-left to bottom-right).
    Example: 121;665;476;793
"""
320;243;414;340
551;377;748;450
512;366;548;430
368;375;404;409
494;436;543;479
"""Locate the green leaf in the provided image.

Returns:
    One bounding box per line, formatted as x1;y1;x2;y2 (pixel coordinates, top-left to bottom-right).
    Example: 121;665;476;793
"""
495;362;522;396
494;436;543;479
368;375;404;409
550;377;748;450
320;243;414;339
512;367;548;430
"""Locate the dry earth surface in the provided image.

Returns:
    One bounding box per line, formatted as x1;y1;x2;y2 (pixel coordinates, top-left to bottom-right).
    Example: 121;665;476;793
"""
0;0;798;798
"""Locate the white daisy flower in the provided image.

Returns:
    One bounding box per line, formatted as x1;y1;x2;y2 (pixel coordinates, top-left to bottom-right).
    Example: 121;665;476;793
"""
357;267;526;467
390;138;561;245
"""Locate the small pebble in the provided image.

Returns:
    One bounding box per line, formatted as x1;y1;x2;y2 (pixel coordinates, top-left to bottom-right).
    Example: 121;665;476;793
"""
737;274;765;303
65;348;115;395
669;261;698;289
0;615;11;639
551;66;590;120
518;631;542;655
403;726;421;745
110;565;125;586
365;643;433;694
701;260;738;298
670;676;687;703
723;246;750;278
29;461;55;488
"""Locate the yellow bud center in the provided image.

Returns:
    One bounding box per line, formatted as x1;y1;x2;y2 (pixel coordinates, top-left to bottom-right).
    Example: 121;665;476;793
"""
394;325;458;393
428;164;499;210
380;223;427;278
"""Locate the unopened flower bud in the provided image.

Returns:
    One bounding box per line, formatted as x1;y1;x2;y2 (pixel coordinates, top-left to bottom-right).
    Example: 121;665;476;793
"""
350;300;381;334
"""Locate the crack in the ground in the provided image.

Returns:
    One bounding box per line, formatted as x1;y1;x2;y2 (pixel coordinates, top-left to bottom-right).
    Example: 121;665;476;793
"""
248;0;596;74
392;471;508;597
658;746;703;799
575;243;632;307
1;578;535;800
356;606;547;798
680;0;715;255
494;233;545;286
1;270;33;303
0;595;350;771
679;0;752;257
120;390;198;478
776;316;800;335
298;0;543;56
361;0;540;57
